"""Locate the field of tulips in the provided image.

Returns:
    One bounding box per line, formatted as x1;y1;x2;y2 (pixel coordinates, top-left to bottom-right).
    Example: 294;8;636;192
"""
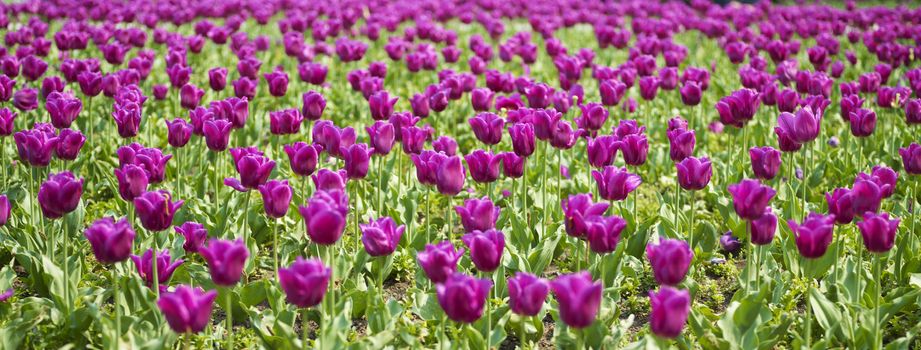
0;0;920;348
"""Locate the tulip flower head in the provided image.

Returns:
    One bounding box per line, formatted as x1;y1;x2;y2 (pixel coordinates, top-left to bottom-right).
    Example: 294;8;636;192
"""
360;216;405;257
157;286;217;334
462;229;505;272
175;222;208;254
550;272;601;329
507;272;549;317
199;238;249;286
131;249;184;291
84;217;136;264
38;171;84;219
278;257;331;308
648;286;691;339
436;273;492;323
857;212;899;254
133;190;183;231
417;241;465;284
788;212;836;259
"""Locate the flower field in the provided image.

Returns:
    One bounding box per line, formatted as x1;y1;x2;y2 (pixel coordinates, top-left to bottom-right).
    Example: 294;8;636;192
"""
0;0;920;348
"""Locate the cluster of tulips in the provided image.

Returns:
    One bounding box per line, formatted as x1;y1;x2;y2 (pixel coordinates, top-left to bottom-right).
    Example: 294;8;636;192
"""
0;0;920;348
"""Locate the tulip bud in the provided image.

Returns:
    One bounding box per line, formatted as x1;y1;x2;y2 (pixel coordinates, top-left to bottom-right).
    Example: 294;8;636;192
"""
84;217;136;264
550;272;601;329
200;238;249;286
278;257;330;308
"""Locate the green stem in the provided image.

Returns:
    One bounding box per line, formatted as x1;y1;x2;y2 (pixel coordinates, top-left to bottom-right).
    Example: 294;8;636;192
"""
152;231;160;297
378;156;384;214
302;308;310;350
184;333;190;350
273;219;279;274
225;287;233;350
63;216;70;310
425;189;431;246
557;147;563;220
673;180;679;239
805;261;812;349
874;254;882;350
112;264;121;345
689;190;696;252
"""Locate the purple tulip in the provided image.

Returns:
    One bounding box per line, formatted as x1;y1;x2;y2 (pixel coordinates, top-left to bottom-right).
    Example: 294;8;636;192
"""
906;99;921;125
720;232;742;254
455;196;500;233
507;272;548;317
360;217;404;257
861;166;898;199
857;212;900;253
45;92;82;129
175;222;208;254
264;70;289;97
826;188;856;225
111;105;141;138
369;91;398;121
298;62;328;85
465;150;501;184
462;229;505;272
114;164;149;202
133;190;183;231
776;107;821;144
727;179;776;220
167;65;191;88
157;286;217;334
278;257;330;308
131;249;184;291
900;144;921;175
550;272;602;329
225;147;275;191
0;195;9;227
77;71;103;97
599;79;626;106
13;88;38;111
562;194;610;239
436;273;492;323
38;171;83;219
200;238;249;286
208;67;227;91
715;88;760;128
268;109;303;135
667;129;695;162
179;84;205;110
576;103;608;134
164;118;193;148
749;209;778;245
436;156;466;196
788;212;836;259
0;108;15;136
299;190;349;245
851;178;883;216
258;180;292;219
676;156;712;191
500;152;525;178
342;143;371;179
84;217;135;264
617;134;648;166
417;241;465;284
471;88;494;112
433;136;458;156
749;147;782;180
585;215;627;254
593;166;642;201
312;169;347;192
638;76;660;101
509;123;535;158
587;136;617;168
469;112;505;146
366;121;395;156
848;108;876;138
649;286;691;339
680;82;702;106
284;142;321;177
118;145;171;184
647;239;692;286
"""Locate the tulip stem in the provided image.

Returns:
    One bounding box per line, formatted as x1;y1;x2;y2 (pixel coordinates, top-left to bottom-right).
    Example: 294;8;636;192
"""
874;253;883;350
273;219;279;274
673;180;679;239
63;216;71;311
425;188;431;245
152;234;160;297
112;264;121;345
377;156;383;214
690;190;696;254
184;333;191;350
557;147;563;220
523;162;529;229
302;307;309;350
805;269;812;349
225;287;233;350
801;146;807;218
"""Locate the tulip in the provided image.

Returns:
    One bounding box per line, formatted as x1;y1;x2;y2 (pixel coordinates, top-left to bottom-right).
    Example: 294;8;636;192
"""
550;271;602;328
848;108;876;137
284;142;322;177
412;150;446;186
858;212;900;253
549;120;577;150
562;194;610;238
749;146;782;180
199;238;249;286
38;171;83;219
0;108;15;136
749;209;778;245
900;144;921;175
232;77;257;99
680;82;702;106
860;166;898;198
0;195;9;227
54;128;85;161
12;88;38;111
727;179;776;220
302;91;326;121
264;70;289;97
647;239;692;286
342;143;371;179
436;273;492;323
471;88;494;111
648;286;691;339
175;222;208;254
179;84;205;109
369;91;398;120
14;128;58;167
366;121;395;156
599;79;626;106
720;232;742;254
617;134;648;166
436;156;466;196
277;257;330;309
114;164;149;202
84;217;136;264
208;67;228;91
577;103;609;133
312;169;347;192
433;136;458;156
78;71;103;97
851;178;883;217
676;157;711;191
400;126;427;154
508;123;535;158
167;65;191;88
360;217;404;257
469;112;504;146
157;286;217;334
788;212;836;259
258;180;292;219
504;273;550;318
776;107;820;144
593;166;642;201
211;97;249;129
455;196;500;233
667;129;695;162
465;150;501;184
638;76;659;100
839;94;864;122
269;109;304;135
45;92;82;129
417;241;465;283
203;119;232;151
462;229;505;272
299;190;349;245
500;152;525;178
122;146;171;184
131;249;184;291
715;88;760;128
585;215;627;254
906;99;921;124
134;190;183;231
224;148;275;191
165;118;193;148
587;136;617;168
774;126;803;153
826;188;856;225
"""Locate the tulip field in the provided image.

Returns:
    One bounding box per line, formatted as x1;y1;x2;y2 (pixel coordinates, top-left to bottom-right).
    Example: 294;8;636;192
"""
2;0;921;348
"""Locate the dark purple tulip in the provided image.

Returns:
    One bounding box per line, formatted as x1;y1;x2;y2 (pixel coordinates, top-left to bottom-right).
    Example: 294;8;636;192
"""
78;71;103;97
0;108;15;136
417;241;465;283
469;112;504;146
298;63;328;85
428;89;449;112
269;109;303;135
436;156;466;196
152;85;168;100
232;77;257;99
749;209;778;245
14;126;59;167
500;152;525;178
407;94;429;118
203;118;233;151
131;249;184;290
225;148;275;191
465;150;501;184
777;89;800;113
858;212;899;254
647;239;692;286
551;272;602;329
45;92;82;129
720;232;742;254
400;126;427;155
111;105;141;138
471;88;494;112
167;65;191;88
848;108;876;138
208;67;227;91
342;143;372;179
369;91;398;121
599;79;626;106
676;156;712;191
617;134;648;166
299;190;349;245
749;147;781;180
200;238;249;286
38;171;83;219
906;99;921;125
577;103;609;133
462;229;505;272
667;129;695;162
638;76;659;101
433;136;458;156
278;257;330;308
179;84;204;109
900;144;921;175
0;195;9;227
649;286;691;339
264;70;289;97
54;128;85;160
134;190;183;231
21;56;47;82
774;126;803;153
508;272;549;316
284;142;321;177
826;188;856;225
862;166;898;199
165;118;192;148
508;123;535;158
360;217;404;257
84;217;135;264
525;83;552;109
593;166;642;201
585;215;627;254
366;121;395;156
175;222;208;254
562;193;610;238
715;88;760;128
436;273;491;323
258;180;292;219
680;82;701;106
157;286;217;334
124;146;171;184
114;164;149;202
12;88;37;111
455;196;500;233
311;169;347;192
788;213;835;259
587;136;617;168
851;178;883;216
0;76;14;103
727;179;776;220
